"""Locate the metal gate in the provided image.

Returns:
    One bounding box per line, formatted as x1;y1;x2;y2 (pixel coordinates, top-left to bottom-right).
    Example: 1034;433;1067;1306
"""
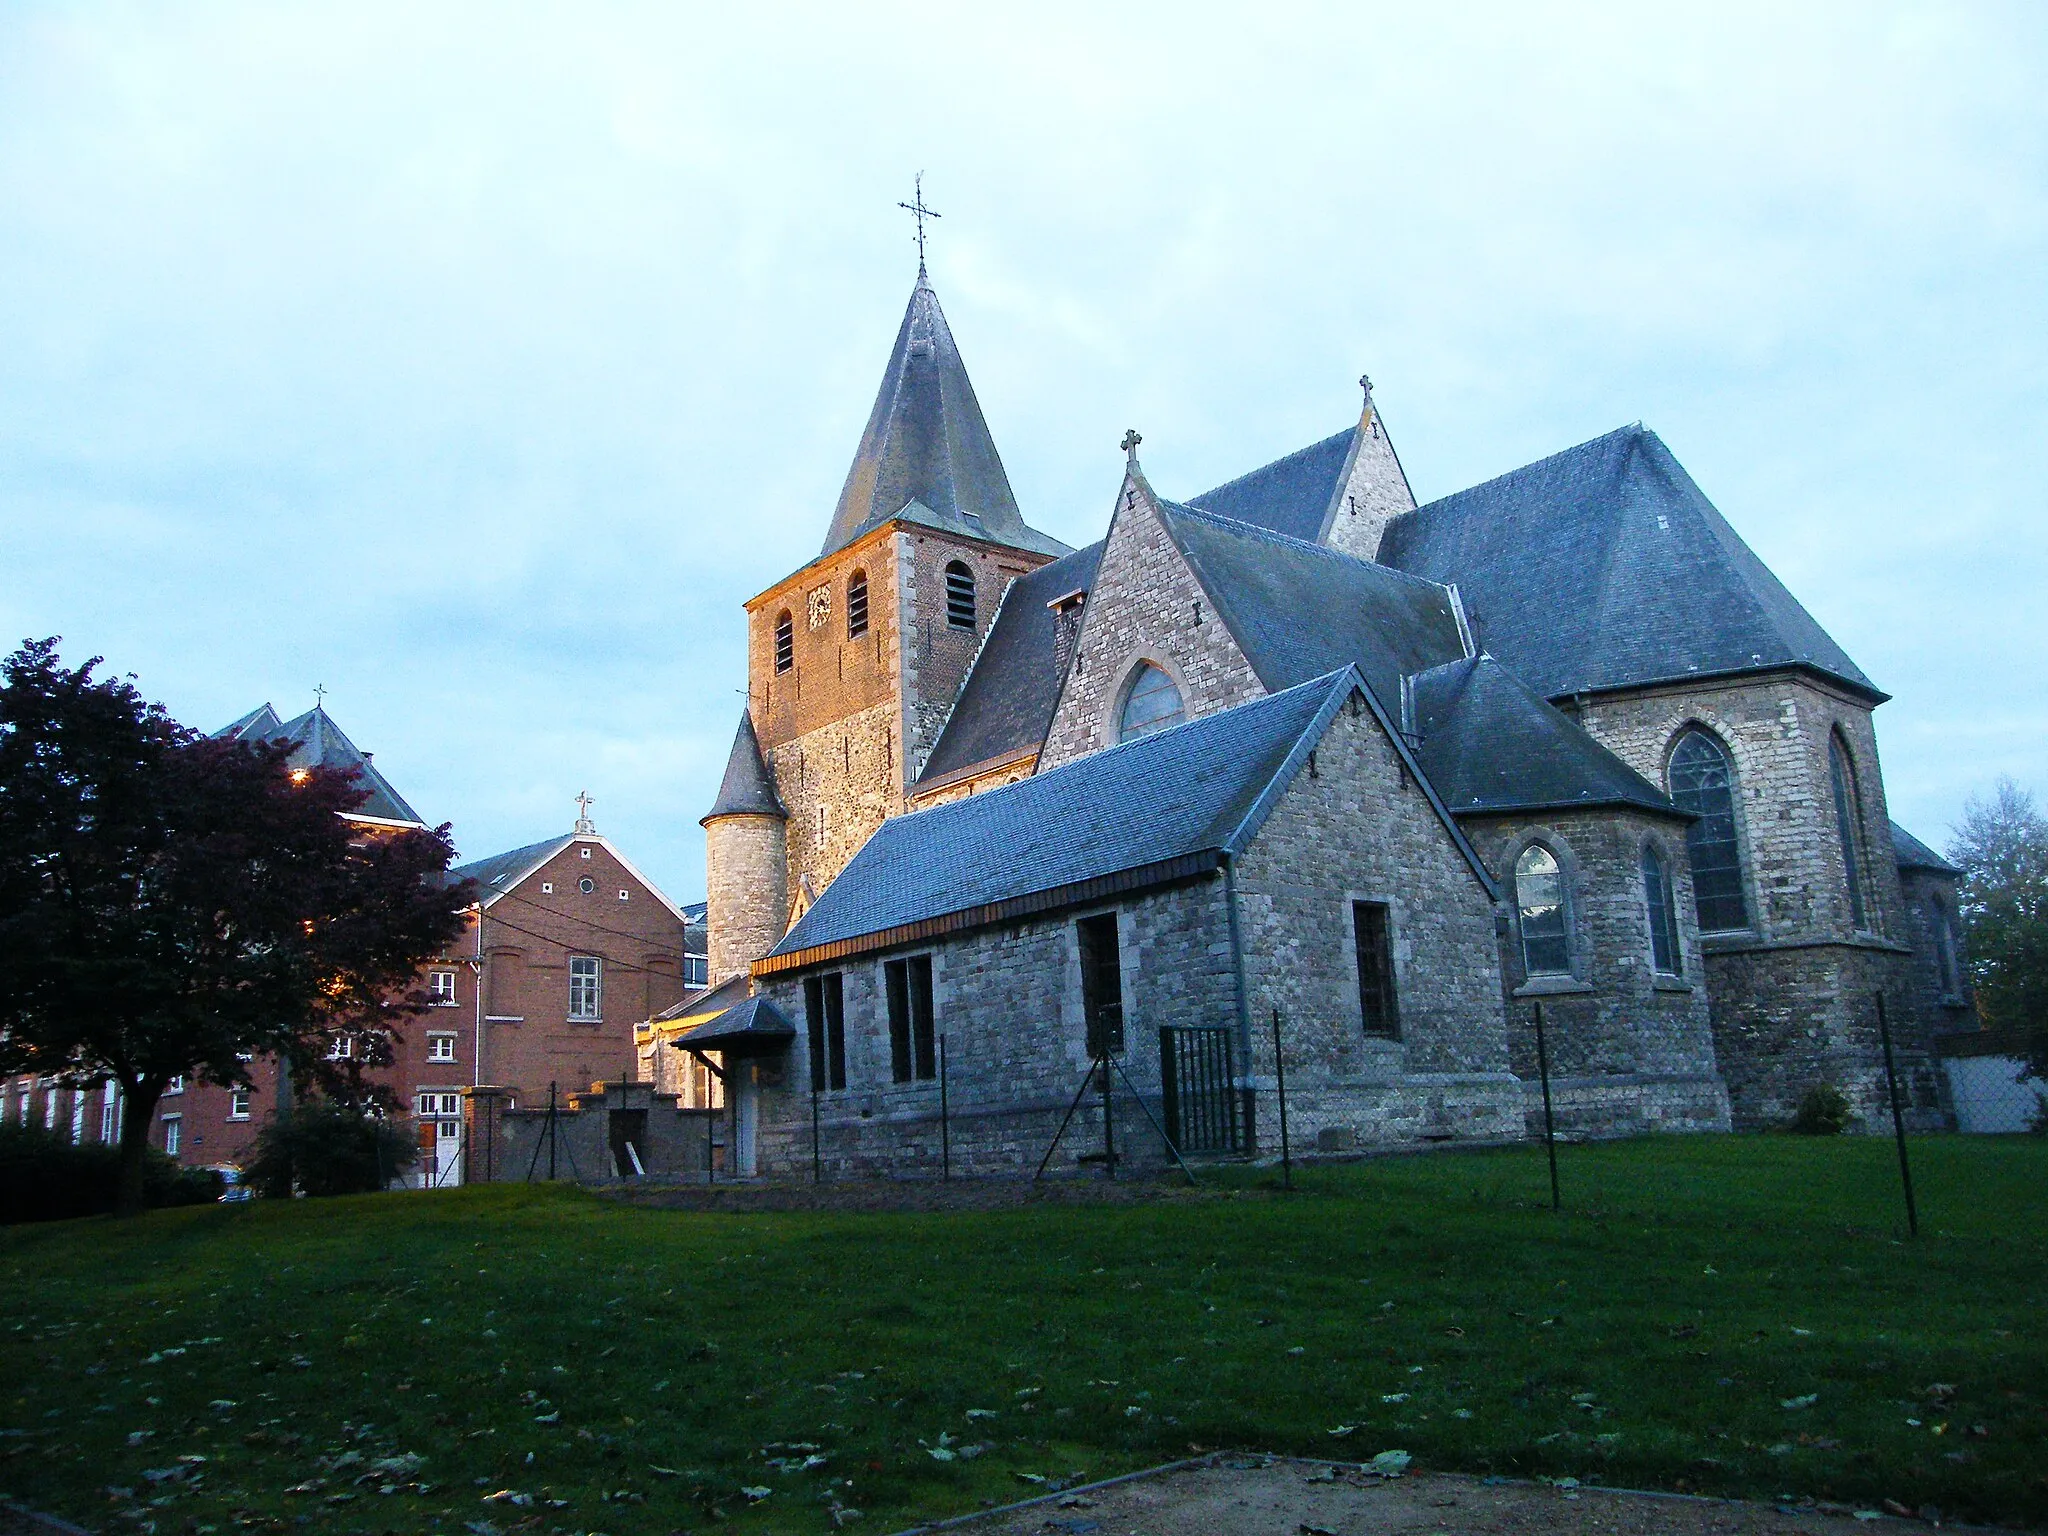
1160;1025;1241;1155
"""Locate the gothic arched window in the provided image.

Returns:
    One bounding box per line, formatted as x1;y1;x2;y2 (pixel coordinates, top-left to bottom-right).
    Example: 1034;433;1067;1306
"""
1830;731;1869;930
944;561;976;628
1515;844;1571;976
1931;898;1960;997
1642;843;1682;976
773;610;793;674
1668;729;1749;932
1118;663;1184;742
847;570;869;639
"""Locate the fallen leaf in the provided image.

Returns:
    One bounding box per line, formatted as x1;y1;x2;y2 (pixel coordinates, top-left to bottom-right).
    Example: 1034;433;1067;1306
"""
1369;1450;1412;1478
1781;1394;1819;1411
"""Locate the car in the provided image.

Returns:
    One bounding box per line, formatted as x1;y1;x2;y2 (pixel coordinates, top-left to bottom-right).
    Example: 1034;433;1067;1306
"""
209;1164;254;1203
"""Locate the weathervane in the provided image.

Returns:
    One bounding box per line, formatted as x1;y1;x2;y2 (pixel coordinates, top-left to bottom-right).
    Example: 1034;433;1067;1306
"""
574;790;596;835
898;172;941;269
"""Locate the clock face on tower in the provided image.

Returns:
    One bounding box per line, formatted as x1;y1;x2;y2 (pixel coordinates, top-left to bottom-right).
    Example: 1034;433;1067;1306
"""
807;584;832;631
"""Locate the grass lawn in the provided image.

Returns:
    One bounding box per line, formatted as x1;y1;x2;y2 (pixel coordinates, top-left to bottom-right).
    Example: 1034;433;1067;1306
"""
2;1135;2044;1535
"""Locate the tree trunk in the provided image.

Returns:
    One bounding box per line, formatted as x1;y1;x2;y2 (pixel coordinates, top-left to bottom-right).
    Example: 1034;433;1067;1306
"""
114;1080;164;1216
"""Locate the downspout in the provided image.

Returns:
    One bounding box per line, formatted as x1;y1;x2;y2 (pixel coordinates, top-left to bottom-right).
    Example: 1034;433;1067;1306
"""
472;905;485;1088
1220;853;1258;1154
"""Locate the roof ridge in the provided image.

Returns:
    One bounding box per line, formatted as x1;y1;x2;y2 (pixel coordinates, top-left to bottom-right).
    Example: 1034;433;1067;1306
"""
1158;498;1454;597
1188;424;1355;505
1400;422;1646;524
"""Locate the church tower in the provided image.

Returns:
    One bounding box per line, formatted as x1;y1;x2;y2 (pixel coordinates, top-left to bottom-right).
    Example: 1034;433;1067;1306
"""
709;267;1068;969
700;709;787;985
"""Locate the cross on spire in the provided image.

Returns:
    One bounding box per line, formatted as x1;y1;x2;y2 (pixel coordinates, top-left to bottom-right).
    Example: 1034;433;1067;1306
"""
1121;428;1142;463
574;790;596;834
312;683;328;710
897;171;941;270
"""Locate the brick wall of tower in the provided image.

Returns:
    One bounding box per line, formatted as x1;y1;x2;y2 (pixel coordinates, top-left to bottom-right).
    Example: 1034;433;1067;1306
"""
897;532;1043;783
1561;672;1947;1128
1039;484;1264;770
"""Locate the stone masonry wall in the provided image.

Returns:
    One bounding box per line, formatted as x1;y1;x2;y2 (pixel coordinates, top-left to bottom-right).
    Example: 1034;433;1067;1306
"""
1039;475;1264;770
1460;807;1730;1138
1324;400;1418;563
767;699;899;904
1232;692;1523;1149
704;813;787;982
1564;673;1942;1128
753;879;1241;1178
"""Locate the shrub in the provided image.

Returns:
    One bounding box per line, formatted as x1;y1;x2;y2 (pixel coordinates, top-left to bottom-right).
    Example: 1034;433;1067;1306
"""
245;1101;417;1198
0;1122;216;1224
1792;1083;1856;1135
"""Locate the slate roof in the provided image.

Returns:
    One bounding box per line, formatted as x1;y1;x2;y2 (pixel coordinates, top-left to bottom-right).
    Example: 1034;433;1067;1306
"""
672;995;798;1055
1409;655;1681;820
916;540;1105;787
819;271;1067;561
1155;498;1468;711
650;972;750;1028
703;710;786;821
211;703;426;826
450;835;576;898
766;670;1490;969
1891;821;1959;875
1187;425;1357;542
1376;424;1880;703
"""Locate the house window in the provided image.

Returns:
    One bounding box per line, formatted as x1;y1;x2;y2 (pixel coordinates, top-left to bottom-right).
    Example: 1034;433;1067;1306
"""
1668;730;1749;932
944;561;976;629
803;972;846;1091
1829;732;1869;931
1643;845;1682;975
69;1091;85;1145
427;1033;457;1063
569;956;602;1020
165;1075;185;1096
162;1114;182;1157
1118;663;1184;743
847;569;869;638
1514;845;1572;976
44;1089;59;1131
100;1088;119;1144
429;970;458;1006
327;1034;354;1060
1353;901;1400;1039
1076;914;1125;1058
684;954;708;988
228;1089;251;1121
774;609;794;672
885;955;937;1083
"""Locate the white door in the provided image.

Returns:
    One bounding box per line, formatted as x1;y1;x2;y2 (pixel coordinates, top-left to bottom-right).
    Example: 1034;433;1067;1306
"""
734;1071;758;1177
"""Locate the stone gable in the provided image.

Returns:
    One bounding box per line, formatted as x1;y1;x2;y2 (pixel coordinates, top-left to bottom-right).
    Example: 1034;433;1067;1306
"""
1323;399;1418;562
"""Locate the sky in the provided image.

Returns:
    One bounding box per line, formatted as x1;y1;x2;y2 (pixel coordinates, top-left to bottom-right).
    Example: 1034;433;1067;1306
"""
2;2;2044;901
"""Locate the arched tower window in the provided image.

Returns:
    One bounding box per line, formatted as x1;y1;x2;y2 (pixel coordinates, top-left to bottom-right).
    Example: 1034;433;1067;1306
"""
773;610;793;674
1668;729;1749;932
1931;898;1960;997
1514;844;1571;976
1642;843;1682;976
1829;731;1868;930
944;561;976;628
1118;663;1184;742
846;570;869;639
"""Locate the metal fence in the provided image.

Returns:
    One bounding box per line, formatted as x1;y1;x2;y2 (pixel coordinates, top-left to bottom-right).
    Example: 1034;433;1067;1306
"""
1939;1033;2047;1134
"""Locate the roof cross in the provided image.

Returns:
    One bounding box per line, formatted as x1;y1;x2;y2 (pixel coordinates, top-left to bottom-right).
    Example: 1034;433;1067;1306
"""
897;171;941;269
1121;428;1142;464
312;683;328;710
574;790;596;834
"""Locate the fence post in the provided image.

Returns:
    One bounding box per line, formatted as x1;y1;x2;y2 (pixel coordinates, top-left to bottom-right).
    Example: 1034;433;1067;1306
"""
939;1033;952;1183
546;1081;557;1182
1874;990;1919;1238
811;1078;822;1185
1533;1001;1560;1211
1271;1007;1292;1192
1101;1052;1115;1179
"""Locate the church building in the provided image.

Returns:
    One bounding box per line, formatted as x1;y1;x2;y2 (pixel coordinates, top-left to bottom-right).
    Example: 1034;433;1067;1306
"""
665;263;1970;1177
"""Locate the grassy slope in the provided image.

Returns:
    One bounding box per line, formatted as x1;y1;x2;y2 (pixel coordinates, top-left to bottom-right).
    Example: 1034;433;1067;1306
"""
2;1137;2044;1535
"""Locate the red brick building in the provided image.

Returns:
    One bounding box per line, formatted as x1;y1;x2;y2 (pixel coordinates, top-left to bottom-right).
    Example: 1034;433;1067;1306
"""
6;707;696;1190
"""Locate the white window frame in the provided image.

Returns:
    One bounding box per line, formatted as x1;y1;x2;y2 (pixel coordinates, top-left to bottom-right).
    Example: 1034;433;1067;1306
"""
227;1088;252;1121
69;1091;86;1145
162;1114;183;1157
429;969;459;1006
100;1088;119;1144
165;1075;185;1096
618;889;630;902
568;955;602;1021
540;881;554;894
426;1032;457;1063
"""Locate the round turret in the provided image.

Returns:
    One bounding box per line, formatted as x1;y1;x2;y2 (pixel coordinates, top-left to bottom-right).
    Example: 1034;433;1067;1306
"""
701;710;789;984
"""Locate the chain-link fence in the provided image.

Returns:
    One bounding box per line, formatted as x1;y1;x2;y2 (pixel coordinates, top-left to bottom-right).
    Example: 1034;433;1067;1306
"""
1938;1030;2047;1133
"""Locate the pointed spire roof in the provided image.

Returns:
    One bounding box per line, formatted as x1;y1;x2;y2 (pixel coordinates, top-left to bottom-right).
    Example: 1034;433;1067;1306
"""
819;272;1068;560
213;702;426;826
702;709;787;823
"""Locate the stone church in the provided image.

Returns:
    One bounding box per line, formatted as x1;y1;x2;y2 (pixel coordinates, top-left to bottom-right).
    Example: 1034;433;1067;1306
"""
651;264;1970;1177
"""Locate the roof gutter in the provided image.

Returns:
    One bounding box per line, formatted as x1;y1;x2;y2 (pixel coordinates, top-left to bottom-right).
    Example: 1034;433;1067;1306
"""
1550;661;1889;709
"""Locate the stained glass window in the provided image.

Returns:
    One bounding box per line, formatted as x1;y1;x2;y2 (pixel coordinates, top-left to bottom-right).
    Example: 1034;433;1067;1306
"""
1669;731;1749;932
1118;664;1184;742
1515;845;1571;975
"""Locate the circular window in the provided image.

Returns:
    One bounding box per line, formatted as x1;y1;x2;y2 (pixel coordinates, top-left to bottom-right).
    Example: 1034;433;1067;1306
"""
578;877;595;895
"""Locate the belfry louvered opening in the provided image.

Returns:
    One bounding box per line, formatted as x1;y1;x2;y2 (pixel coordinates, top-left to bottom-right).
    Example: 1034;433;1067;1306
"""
944;561;976;628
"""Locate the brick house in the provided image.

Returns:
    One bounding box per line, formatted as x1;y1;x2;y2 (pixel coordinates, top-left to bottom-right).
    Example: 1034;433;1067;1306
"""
667;263;1966;1171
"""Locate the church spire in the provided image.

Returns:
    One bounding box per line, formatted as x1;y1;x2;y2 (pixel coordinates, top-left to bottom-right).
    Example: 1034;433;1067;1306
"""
817;271;1068;560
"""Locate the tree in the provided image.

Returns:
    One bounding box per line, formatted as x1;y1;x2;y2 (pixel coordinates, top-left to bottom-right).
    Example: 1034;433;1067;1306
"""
1948;777;2048;1080
0;639;471;1211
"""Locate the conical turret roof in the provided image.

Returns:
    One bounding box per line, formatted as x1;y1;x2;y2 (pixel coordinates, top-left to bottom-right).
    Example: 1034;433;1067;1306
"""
819;271;1068;560
702;709;787;823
